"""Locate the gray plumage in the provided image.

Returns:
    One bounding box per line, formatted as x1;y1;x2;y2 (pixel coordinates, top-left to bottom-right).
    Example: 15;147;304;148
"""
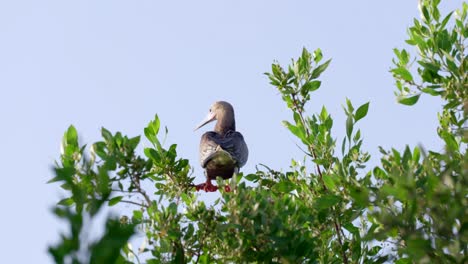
200;130;248;179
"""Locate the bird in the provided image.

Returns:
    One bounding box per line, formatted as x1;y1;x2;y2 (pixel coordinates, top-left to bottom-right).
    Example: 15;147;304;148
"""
193;101;248;192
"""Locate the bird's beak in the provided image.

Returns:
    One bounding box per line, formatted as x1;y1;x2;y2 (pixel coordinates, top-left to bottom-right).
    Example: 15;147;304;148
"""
194;111;216;131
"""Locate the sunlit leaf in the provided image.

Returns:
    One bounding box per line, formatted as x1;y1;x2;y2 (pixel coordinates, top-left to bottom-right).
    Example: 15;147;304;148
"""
346;115;353;139
108;196;123;206
311;59;331;79
397;94;421;105
323;174;337;190
354;102;370;122
58;197;74;206
302;80;321;93
391;67;413;82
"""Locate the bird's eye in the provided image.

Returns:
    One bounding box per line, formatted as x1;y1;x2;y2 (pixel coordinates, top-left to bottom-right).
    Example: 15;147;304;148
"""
209;109;211;112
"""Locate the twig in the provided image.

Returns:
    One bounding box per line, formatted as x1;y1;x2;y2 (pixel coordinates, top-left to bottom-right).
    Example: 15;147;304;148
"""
290;94;348;264
291;94;327;190
194;222;210;264
334;217;347;263
131;171;152;207
109;199;147;208
126;245;142;264
111;189;141;194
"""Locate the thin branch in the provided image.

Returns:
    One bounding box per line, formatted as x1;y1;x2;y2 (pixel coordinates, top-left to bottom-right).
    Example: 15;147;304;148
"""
126;246;142;264
107;199;147;208
290;93;348;264
131;171;152;207
291;94;327;190
194;217;212;264
111;189;141;194
334;217;347;262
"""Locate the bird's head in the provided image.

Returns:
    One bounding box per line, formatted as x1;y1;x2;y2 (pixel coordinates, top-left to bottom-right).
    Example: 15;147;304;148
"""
194;101;235;132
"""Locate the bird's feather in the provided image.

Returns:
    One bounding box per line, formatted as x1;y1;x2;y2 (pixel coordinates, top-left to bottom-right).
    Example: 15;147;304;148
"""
199;131;248;169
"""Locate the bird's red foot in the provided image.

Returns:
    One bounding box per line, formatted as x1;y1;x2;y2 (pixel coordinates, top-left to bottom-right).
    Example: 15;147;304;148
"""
193;181;231;192
194;181;218;192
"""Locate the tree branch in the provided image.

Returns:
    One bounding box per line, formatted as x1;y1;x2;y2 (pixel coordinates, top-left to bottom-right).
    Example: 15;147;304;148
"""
130;171;152;207
290;93;348;264
108;199;147;208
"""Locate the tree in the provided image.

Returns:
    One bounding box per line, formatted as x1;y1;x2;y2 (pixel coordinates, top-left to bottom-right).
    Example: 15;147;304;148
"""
49;1;467;263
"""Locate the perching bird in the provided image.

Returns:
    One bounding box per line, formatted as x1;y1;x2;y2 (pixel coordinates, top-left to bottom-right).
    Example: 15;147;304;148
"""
194;101;248;192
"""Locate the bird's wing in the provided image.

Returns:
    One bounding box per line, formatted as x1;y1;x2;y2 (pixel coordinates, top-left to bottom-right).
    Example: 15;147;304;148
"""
221;131;248;168
199;132;221;168
199;131;248;168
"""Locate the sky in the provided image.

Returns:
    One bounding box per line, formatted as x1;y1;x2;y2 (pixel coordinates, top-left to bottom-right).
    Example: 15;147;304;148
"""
0;0;464;263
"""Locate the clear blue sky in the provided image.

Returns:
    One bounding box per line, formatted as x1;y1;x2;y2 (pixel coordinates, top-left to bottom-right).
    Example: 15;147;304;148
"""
0;1;463;262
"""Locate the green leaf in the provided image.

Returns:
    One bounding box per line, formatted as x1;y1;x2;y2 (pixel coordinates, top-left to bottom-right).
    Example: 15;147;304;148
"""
373;167;387;179
393;49;410;65
353;129;361;142
345;98;354;113
97;167;110;196
58;197;74;206
128;136;141;150
323;175;337;190
311;59;331;79
418;61;440;73
108;196;123;206
301;47;311;65
66;125;78;145
274;181;296;193
341;137;346;155
293;112;303;126
302;80;321;93
92;142;107;159
346;115;354;139
181;193;192;205
184;223;195;240
145;115;161;146
441;131;459;151
89;220;135;264
245;173;260;182
354;102;369;122
144;127;155;143
144;148;161;163
421;5;430;22
381;185;408;201
402;146;412;165
132;210;143;222
168;202;178;215
151;115;161;135
398;94;421;106
350;186;369;207
391;67;413;82
314;195;340;210
313;48;323;63
395;258;411;264
439;12;453;30
406;238;431;259
283;120;307;143
101;127;113;142
343;223;359;236
271;63;283;79
319;106;328;121
47;176;62;184
367;246;382;256
52;167;76;183
421;87;442;96
400;49;409;65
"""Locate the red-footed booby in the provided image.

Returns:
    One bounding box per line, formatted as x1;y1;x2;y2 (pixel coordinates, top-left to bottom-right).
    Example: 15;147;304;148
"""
194;101;248;192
